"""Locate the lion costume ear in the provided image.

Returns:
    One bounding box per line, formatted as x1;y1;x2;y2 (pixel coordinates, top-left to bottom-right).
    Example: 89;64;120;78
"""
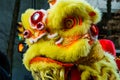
88;9;101;24
84;1;102;24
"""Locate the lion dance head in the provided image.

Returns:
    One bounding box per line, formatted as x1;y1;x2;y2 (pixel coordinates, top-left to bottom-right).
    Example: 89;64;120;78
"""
17;0;120;80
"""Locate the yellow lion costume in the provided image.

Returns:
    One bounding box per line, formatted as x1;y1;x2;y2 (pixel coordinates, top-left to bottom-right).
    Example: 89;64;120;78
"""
17;0;120;80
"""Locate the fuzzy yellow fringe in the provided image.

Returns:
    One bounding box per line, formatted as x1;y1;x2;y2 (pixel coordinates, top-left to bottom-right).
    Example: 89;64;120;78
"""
30;62;65;80
30;53;120;80
78;53;120;80
29;41;120;80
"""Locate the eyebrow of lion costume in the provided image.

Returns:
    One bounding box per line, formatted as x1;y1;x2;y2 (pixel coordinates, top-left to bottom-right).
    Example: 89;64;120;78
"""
17;0;120;80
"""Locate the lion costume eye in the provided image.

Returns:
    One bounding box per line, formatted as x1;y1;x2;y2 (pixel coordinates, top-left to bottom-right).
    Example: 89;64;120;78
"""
30;11;44;26
63;17;83;29
23;30;31;38
64;17;75;29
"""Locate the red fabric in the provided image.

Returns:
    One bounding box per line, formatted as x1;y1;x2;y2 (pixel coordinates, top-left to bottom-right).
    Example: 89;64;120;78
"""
99;39;120;70
71;67;81;80
116;59;120;70
99;39;116;57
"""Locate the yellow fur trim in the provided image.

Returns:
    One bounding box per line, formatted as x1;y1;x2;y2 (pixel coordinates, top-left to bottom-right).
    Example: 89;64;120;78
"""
78;52;120;80
30;62;64;80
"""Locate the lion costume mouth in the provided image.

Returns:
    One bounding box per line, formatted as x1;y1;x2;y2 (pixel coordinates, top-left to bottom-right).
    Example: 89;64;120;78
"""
22;33;92;70
29;56;80;80
30;56;74;67
28;32;91;63
29;33;91;65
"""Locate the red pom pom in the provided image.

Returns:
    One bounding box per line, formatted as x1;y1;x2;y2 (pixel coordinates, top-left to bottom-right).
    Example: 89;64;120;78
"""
99;39;116;57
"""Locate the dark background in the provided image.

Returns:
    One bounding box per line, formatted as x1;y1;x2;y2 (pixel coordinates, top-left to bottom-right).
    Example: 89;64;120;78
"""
0;0;48;80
